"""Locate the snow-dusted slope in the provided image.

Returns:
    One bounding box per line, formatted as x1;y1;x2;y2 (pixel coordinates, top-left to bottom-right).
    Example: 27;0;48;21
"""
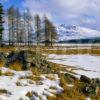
57;24;100;41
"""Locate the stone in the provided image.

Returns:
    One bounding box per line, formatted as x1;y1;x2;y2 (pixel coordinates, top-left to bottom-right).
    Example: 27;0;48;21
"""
80;75;91;84
82;83;99;96
96;78;100;83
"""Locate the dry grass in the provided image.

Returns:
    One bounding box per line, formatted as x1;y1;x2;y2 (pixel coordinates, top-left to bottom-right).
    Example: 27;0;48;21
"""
42;48;100;55
48;76;85;100
26;91;33;98
0;70;14;76
0;46;100;55
16;81;22;86
45;75;56;81
19;75;43;83
49;86;57;90
27;76;42;82
0;89;8;94
3;71;14;76
30;67;41;75
9;61;23;71
91;89;100;100
0;46;100;99
26;91;39;98
0;60;5;67
46;62;86;100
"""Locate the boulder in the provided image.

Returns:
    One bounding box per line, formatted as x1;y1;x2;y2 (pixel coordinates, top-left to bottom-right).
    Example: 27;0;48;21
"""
80;75;91;84
82;84;93;96
0;52;6;61
96;78;100;84
5;52;18;67
82;84;99;96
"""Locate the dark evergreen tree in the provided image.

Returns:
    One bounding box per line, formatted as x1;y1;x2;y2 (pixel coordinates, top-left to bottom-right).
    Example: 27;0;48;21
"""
0;3;4;46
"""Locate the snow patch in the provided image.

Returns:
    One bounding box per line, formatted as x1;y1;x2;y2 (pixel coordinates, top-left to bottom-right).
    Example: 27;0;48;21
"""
48;54;100;78
0;67;63;100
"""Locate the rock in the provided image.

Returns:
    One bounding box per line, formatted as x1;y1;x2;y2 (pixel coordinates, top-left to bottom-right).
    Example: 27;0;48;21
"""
96;78;100;83
82;83;99;96
18;51;27;61
2;50;53;72
0;52;6;61
5;52;18;67
17;51;28;70
82;84;94;96
64;73;77;80
30;62;36;67
80;75;91;84
5;51;28;70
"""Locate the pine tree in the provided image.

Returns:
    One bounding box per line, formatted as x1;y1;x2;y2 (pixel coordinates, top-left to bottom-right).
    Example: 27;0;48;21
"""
0;3;4;46
34;14;41;45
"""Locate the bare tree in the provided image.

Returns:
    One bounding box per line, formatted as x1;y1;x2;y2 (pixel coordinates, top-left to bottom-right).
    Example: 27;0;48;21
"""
15;8;21;45
44;16;57;46
24;10;32;46
7;6;16;46
0;3;4;46
34;14;41;46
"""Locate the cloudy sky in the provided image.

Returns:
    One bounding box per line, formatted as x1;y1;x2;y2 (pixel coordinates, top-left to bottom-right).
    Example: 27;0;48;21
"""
1;0;100;30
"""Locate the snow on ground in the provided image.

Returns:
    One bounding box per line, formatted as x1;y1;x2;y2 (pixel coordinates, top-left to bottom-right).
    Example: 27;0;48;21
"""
48;54;100;78
0;67;63;100
86;97;91;100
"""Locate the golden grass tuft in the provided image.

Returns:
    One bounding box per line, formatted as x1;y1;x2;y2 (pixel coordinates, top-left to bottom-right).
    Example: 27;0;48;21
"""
19;75;43;83
0;60;5;68
0;89;8;94
42;48;100;55
45;76;56;81
48;74;85;100
26;92;33;98
16;81;22;86
9;61;23;71
3;71;14;76
31;67;41;75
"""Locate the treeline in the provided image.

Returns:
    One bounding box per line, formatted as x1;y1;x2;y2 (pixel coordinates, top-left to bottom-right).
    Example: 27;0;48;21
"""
0;3;57;47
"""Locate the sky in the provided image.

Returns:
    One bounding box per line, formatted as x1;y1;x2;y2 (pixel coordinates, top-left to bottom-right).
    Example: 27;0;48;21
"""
1;0;100;30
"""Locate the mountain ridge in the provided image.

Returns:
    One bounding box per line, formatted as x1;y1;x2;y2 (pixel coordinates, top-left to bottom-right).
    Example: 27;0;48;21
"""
57;24;100;43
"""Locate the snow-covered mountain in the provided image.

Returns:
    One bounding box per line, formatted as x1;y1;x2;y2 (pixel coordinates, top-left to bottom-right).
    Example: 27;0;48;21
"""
57;24;100;42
